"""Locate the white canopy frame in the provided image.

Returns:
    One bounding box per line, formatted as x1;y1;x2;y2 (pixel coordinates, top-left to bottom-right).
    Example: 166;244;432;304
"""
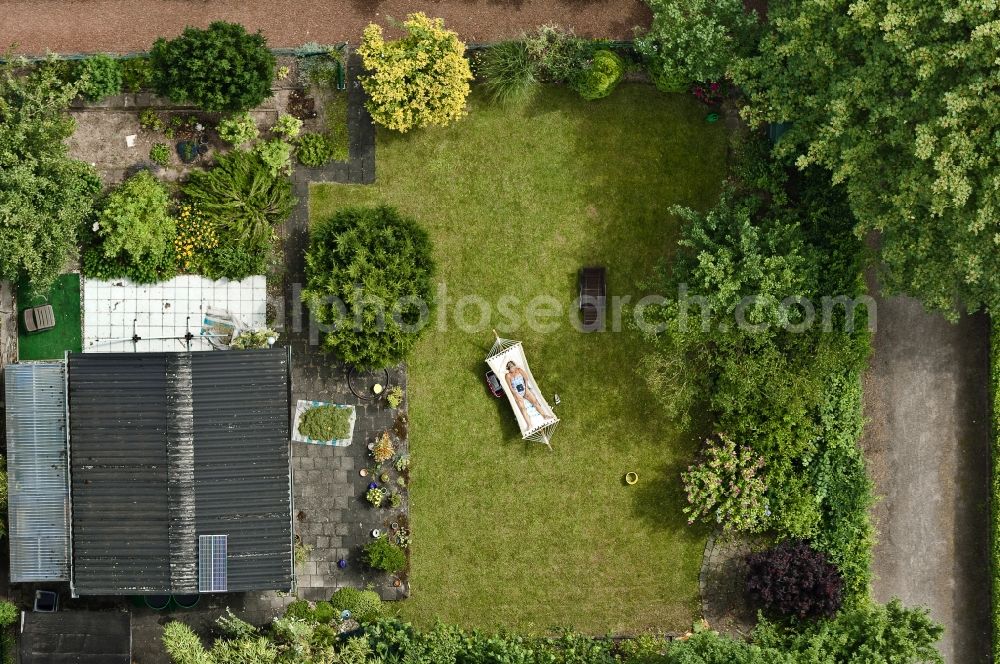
486;332;559;450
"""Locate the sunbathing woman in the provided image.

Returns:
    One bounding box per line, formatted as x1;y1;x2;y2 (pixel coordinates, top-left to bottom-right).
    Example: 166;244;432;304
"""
505;360;555;425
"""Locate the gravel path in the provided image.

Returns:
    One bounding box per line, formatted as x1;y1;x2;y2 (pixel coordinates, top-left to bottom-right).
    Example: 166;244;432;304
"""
862;277;991;663
0;0;651;56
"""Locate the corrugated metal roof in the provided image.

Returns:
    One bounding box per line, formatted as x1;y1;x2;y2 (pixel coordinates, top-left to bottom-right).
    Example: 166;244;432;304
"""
19;611;131;663
68;350;292;595
4;362;70;583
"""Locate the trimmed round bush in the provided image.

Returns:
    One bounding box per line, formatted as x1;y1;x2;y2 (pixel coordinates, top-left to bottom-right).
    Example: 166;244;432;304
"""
76;54;123;101
330;587;382;623
150;21;276;112
303;205;435;368
572;50;624;101
746;539;844;619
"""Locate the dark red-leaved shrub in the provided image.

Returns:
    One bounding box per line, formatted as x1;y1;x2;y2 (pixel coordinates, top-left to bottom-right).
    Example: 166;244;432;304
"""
745;539;843;619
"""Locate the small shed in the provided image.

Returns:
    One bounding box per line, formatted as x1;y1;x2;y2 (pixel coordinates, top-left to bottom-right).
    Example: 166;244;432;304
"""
18;611;131;663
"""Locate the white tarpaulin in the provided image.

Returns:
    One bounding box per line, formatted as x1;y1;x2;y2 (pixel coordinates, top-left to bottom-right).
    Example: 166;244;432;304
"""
486;334;559;449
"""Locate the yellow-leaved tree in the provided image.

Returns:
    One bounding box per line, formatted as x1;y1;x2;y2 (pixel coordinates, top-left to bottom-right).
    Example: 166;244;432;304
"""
357;13;473;133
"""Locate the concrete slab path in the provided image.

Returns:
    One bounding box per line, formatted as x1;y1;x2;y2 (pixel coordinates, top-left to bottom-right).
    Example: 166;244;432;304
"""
862;289;991;663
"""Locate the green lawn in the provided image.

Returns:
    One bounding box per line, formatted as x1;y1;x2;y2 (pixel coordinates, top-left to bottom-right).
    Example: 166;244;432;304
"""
311;84;727;633
17;273;82;360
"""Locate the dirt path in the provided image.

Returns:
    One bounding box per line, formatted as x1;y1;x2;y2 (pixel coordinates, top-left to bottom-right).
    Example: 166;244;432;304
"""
0;0;651;56
862;282;991;663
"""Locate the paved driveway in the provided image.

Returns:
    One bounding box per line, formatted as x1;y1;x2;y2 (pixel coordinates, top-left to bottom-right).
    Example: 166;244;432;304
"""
862;289;991;663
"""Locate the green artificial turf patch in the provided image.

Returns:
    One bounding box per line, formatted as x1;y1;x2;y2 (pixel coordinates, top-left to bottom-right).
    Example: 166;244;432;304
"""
17;273;82;361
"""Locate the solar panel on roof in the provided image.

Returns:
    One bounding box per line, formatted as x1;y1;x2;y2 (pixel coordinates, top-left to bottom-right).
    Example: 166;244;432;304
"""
198;535;228;593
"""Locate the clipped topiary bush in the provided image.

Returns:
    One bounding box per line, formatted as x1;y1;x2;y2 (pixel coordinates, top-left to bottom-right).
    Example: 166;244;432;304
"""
330;587;382;623
283;599;314;621
357;13;473;132
572;50;624;101
746;539;844;619
150;21;276;112
313;601;336;623
76;53;123;101
303;205;435;368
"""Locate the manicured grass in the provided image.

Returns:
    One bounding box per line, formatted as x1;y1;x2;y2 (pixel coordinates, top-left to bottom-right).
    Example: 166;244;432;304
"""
17;273;82;360
311;85;727;633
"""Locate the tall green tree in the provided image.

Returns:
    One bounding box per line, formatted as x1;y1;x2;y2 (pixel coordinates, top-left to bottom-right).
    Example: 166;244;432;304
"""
735;0;1000;318
0;58;100;294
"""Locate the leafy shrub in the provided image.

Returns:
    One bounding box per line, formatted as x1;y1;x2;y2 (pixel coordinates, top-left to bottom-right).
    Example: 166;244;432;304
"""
82;170;176;283
0;602;17;628
753;599;944;662
390;493;402;509
181;150;294;279
209;637;279;663
76;53;122;101
572;50;624;100
357;13;473;132
139;108;165;132
298;405;352;441
681;434;768;532
295;132;336;167
330;588;383;623
0;58;102;295
217;112;259;146
255;139;292;177
149;142;171;166
746;540;844;619
642;136;875;601
272;113;302;139
635;0;756;91
395;455;409;472
313;601;336;624
162;621;210;663
283;600;313;621
121;56;153;92
362;536;406;572
150;21;276;112
303;205;435;368
216;608;257;639
523;24;593;82
476;40;538;105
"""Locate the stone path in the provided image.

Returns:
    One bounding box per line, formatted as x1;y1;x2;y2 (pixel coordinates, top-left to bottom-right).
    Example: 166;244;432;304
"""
280;53;409;603
699;532;756;638
862;285;991;663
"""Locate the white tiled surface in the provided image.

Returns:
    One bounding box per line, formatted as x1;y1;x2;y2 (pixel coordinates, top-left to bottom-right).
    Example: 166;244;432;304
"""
82;275;267;352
